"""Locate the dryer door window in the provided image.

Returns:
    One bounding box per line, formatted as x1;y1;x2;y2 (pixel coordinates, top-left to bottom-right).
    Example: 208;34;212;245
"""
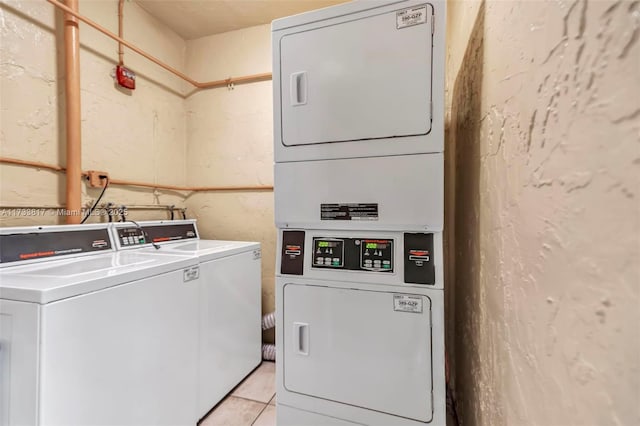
283;283;433;423
279;5;433;147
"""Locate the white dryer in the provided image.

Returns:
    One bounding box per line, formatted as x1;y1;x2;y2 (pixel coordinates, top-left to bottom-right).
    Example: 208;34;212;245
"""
276;229;445;425
110;220;262;419
0;224;200;426
273;0;446;232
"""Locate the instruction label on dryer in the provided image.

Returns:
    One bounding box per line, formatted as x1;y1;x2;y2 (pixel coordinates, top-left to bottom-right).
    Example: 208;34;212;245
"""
396;6;428;29
393;295;423;313
321;203;378;221
183;265;200;282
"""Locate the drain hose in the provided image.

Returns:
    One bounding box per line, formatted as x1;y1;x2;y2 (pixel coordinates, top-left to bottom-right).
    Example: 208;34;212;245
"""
262;343;276;361
262;311;276;331
261;312;276;361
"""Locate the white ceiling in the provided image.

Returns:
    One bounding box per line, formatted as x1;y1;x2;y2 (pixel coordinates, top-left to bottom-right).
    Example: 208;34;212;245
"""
135;0;349;40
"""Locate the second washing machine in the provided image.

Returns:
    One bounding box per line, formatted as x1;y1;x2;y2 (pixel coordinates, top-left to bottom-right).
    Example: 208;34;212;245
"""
110;220;262;418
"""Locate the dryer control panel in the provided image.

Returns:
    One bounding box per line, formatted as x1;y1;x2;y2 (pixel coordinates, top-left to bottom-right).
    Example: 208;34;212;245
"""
312;237;393;273
280;231;437;285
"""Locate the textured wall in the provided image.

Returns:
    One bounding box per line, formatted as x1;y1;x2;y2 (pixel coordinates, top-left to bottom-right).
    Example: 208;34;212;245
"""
446;0;640;424
184;24;276;342
0;0;188;226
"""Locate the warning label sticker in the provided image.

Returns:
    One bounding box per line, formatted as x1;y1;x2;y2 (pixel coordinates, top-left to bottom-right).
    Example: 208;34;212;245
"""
396;6;428;29
321;203;379;221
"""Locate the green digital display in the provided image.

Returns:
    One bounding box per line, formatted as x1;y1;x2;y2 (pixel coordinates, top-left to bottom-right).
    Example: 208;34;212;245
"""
318;241;330;247
365;243;378;249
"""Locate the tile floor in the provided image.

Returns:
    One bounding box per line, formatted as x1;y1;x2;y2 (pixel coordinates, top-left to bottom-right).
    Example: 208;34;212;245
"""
200;361;455;426
200;361;276;426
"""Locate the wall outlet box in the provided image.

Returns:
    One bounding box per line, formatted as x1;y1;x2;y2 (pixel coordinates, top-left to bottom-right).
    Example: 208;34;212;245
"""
87;171;109;188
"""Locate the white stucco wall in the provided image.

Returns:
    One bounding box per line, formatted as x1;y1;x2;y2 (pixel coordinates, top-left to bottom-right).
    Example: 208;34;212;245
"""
446;1;639;424
184;24;276;341
0;0;188;225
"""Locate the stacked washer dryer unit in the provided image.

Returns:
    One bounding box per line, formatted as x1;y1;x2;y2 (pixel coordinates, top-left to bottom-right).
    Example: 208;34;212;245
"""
0;224;201;426
110;220;262;420
273;1;445;425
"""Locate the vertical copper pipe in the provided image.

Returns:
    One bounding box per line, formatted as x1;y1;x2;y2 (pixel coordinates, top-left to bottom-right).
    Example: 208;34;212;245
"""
64;0;82;224
117;0;124;65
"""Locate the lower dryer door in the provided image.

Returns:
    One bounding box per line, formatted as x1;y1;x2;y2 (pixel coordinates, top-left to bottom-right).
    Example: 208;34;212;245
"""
283;283;433;423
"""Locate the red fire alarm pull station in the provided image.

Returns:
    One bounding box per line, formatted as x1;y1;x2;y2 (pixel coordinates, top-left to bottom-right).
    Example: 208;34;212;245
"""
116;65;136;90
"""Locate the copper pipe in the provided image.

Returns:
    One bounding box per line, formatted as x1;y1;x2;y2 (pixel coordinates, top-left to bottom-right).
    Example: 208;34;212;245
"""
0;157;66;172
189;186;273;191
0;157;273;192
46;0;272;90
0;204;183;211
197;72;272;89
63;0;82;224
108;178;273;192
117;0;124;65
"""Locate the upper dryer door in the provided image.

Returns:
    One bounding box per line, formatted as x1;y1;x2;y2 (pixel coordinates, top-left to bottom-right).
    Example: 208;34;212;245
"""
274;1;443;162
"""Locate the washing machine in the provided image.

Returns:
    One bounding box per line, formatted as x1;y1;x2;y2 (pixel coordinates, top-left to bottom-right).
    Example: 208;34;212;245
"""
0;224;200;426
110;220;262;419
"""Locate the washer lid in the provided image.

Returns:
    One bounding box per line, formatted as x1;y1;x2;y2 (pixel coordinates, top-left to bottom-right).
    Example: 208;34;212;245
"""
0;251;198;304
158;240;260;263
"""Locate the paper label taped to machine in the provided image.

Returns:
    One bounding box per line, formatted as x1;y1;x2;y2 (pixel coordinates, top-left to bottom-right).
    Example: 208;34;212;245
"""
183;265;200;282
396;6;428;29
393;295;423;313
321;203;378;221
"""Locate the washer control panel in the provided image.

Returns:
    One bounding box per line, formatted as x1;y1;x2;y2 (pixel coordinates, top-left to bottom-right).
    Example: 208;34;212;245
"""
312;237;393;273
117;227;146;246
0;228;112;265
